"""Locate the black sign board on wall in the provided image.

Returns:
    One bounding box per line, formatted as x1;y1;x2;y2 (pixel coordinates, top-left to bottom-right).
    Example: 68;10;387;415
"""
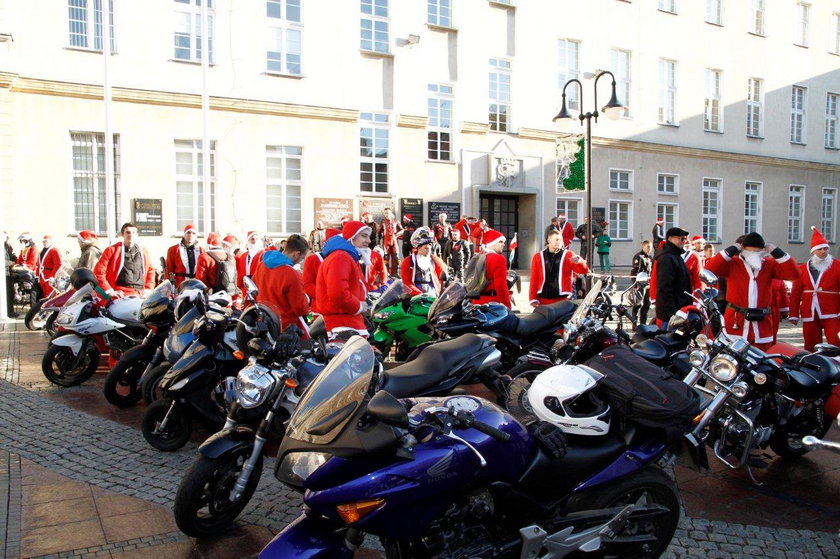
400;198;424;224
132;198;162;236
427;201;461;227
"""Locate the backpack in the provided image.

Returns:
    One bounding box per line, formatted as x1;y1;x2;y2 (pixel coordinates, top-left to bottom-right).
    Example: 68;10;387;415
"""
583;346;701;442
463;253;489;298
207;252;239;295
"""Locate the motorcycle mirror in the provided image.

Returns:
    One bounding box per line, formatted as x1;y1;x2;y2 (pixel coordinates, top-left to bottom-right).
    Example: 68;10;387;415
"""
243;276;259;299
635;271;650;283
699;269;719;287
813;343;840;358
367;390;409;428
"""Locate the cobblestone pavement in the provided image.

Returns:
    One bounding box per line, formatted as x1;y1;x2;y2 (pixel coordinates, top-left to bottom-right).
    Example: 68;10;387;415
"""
2;292;840;557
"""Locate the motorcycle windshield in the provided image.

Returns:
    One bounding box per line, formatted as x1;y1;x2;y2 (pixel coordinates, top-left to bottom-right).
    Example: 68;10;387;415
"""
286;336;375;445
64;283;94;306
429;282;466;321
370;281;411;317
139;281;173;322
568;279;602;325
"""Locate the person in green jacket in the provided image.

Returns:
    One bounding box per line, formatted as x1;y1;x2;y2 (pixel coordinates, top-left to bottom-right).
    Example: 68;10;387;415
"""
595;223;612;273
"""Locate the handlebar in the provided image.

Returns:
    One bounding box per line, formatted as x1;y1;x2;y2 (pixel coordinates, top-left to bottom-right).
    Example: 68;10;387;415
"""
452;410;511;441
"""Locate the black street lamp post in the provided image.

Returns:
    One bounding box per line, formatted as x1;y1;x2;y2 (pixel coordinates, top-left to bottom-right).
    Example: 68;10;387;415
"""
554;71;624;267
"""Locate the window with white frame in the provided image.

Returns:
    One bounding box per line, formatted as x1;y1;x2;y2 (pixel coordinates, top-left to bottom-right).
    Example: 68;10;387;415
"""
658;59;676;125
705;0;722;24
826;93;839;149
558;39;580;111
266;146;302;235
609;169;632;191
71;132;120;235
658;0;676;14
744;182;762;234
747;78;763;137
832;13;840;54
795;1;810;47
656;203;678;232
174;0;214;63
608;201;631;240
610;49;631;117
427;0;451;27
175;139;216;233
702;179;721;243
750;0;765;35
428;84;453;161
657;173;678;195
822;188;836;243
556;198;581;227
360;0;389;53
704;68;722;132
791;86;807;144
788;185;804;242
360;112;389;193
68;0;115;51
489;58;511;132
267;0;302;75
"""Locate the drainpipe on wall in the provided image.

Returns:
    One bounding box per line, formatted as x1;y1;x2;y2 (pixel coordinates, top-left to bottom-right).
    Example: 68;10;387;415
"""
200;1;211;235
103;3;116;244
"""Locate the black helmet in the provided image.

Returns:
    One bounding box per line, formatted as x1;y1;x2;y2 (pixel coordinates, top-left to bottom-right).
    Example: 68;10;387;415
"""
667;306;705;338
70;268;98;290
177;278;207;294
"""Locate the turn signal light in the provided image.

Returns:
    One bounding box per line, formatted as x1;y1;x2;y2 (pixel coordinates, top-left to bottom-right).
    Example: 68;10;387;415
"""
284;378;299;389
336;498;385;524
233;350;246;360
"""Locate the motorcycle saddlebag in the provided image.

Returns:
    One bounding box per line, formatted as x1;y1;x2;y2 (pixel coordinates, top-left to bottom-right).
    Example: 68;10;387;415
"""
584;346;702;442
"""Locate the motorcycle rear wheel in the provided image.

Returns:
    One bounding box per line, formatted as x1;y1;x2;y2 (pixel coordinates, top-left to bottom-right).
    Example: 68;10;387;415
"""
174;448;263;538
769;413;833;458
41;344;100;387
141;398;192;452
103;358;147;407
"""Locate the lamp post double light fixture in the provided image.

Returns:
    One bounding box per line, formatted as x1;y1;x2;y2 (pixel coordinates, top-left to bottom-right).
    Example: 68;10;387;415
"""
553;70;623;266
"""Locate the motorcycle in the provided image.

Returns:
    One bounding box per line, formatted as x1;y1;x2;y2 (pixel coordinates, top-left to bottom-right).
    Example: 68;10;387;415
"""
24;262;74;331
370;280;434;361
260;335;699;558
9;264;39;312
41;281;148;387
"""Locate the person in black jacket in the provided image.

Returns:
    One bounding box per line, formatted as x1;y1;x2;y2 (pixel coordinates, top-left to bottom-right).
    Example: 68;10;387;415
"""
654;227;693;328
631;240;653;324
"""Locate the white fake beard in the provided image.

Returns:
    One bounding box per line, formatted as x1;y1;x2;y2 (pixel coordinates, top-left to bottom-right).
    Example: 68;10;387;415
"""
743;251;766;272
358;247;372;266
247;242;263;256
811;253;833;273
416;254;432;270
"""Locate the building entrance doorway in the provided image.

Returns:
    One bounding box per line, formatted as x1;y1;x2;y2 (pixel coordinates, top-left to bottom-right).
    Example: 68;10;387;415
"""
479;194;519;268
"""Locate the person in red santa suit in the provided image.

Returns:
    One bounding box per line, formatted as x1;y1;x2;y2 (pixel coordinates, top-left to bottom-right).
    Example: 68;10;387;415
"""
37;235;62;298
302;227;341;306
472;229;511;309
315;221;372;337
94;223;155;298
165;224;204;287
770;278;790;345
557;214;575;249
469;219;489;253
400;227;447;296
705;231;799;351
236;231;265;293
367;246;389;291
253;234;311;336
683;235;705;292
529;229;589;306
16;233;38;271
378;208;401;276
195;233;240;295
789;226;840;351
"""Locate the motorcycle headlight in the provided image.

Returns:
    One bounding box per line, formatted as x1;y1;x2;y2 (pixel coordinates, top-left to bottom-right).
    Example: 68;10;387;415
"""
709;354;738;383
688;350;707;368
373;310;394;321
56;312;74;326
277;451;331;487
235;361;275;408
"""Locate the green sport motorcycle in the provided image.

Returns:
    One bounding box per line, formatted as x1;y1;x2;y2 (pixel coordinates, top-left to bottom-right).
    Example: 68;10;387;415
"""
370;280;434;361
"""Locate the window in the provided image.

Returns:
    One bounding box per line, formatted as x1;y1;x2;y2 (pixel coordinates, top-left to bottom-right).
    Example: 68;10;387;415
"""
68;0;115;51
822;189;837;243
658;59;676;125
558;39;580;111
608;201;631;240
556;198;581;227
656;203;678;232
704;68;722;132
657;173;678;194
174;0;214;63
658;0;676;14
360;0;388;53
788;185;804;242
744;181;762;234
609;169;632;191
826;93;839;149
71;132;119;235
791;86;807;144
747;78;763;137
360;112;389;193
175;139;216;233
267;0;302;75
428;84;453;161
750;0;765;35
427;0;451;27
705;0;722;24
489;58;511;132
795;1;810;47
702;179;721;243
610;49;631;117
266;146;302;235
832;13;840;54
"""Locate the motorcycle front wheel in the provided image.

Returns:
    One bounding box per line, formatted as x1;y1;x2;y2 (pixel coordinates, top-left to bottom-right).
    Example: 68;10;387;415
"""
769;412;833;458
41;344;100;386
24;299;46;330
141;363;169;405
103;358;147;407
45;312;59;338
141;398;192;452
174;448;263;538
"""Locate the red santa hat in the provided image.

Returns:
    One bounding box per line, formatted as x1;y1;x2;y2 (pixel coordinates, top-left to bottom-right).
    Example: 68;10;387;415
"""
222;234;238;248
325;228;341;240
183;224;197;234
361;211;372;219
482;229;506;248
691;235;705;245
246;230;259;241
341;221;372;241
206;232;222;247
403;214;413;221
656;218;664;224
557;214;566;220
42;235;52;242
810;226;830;253
78;230;97;244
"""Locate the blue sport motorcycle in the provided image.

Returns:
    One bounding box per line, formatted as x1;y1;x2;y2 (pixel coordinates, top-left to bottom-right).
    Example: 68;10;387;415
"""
261;336;696;559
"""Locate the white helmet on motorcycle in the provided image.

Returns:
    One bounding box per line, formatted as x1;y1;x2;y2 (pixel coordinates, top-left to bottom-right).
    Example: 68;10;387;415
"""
527;364;610;436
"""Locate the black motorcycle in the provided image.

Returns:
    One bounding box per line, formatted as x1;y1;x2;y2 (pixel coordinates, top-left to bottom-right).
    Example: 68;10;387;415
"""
9;264;39;312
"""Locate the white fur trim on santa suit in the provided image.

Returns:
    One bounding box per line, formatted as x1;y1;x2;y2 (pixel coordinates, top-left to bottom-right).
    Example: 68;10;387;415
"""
38;245;56;281
530;250;575;304
801;254;839;321
178;244;198;276
739;257;773;344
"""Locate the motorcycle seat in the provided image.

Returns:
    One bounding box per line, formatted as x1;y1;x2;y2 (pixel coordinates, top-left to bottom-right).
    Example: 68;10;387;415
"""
110;316;147;330
514;301;576;337
381;334;487;398
630;338;669;363
635;324;662;338
788;354;840;392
